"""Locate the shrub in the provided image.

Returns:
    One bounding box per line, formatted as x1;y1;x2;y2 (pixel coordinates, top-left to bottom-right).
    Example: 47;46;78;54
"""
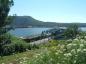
31;44;40;49
14;43;27;53
2;44;15;56
0;39;41;56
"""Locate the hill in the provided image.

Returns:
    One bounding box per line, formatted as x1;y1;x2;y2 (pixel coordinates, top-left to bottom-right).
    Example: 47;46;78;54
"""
11;16;86;28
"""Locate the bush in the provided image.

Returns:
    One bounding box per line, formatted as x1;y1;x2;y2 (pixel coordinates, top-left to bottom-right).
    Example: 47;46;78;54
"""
14;43;27;53
0;39;40;56
2;44;15;56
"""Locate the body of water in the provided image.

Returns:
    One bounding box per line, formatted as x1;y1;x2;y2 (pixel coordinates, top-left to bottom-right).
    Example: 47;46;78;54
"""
9;27;86;38
9;28;51;37
80;27;86;32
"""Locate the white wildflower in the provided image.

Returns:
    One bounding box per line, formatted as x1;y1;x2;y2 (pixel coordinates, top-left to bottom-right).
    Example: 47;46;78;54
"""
77;49;81;52
50;58;53;61
84;36;86;39
23;57;28;61
80;44;84;48
80;39;84;43
20;61;23;64
72;44;77;46
74;38;79;41
83;49;86;52
74;60;76;63
67;43;72;49
64;53;72;57
71;49;76;54
67;39;72;43
55;52;58;55
2;63;5;64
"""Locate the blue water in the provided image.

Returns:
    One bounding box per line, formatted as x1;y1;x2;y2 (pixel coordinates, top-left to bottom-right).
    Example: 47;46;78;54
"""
9;27;86;38
9;28;51;37
80;27;86;32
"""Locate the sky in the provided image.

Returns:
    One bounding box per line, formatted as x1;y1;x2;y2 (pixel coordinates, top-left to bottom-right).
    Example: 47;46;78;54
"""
9;0;86;23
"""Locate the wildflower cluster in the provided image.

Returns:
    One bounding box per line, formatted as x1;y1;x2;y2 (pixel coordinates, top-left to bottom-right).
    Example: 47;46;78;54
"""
27;37;86;64
1;36;86;64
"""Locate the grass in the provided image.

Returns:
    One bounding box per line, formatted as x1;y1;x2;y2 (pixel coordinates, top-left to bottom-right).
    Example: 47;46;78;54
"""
0;49;44;64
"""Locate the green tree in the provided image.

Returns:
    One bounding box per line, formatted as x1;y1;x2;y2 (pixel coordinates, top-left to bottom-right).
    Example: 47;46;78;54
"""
64;24;79;39
0;0;14;56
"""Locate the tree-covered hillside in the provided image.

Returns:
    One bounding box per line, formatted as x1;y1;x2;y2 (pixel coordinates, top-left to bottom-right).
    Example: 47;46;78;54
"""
12;16;86;28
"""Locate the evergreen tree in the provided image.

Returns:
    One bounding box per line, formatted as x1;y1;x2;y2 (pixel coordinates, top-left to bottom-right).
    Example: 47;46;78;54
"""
0;0;14;56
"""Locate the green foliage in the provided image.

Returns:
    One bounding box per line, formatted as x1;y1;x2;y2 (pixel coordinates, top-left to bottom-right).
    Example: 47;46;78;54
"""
0;0;14;56
64;24;79;39
2;44;15;55
31;44;40;49
0;33;11;56
0;0;14;27
0;35;41;56
1;36;86;64
14;43;26;53
27;37;86;64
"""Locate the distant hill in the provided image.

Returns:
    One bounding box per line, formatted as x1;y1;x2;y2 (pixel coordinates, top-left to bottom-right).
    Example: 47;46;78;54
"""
11;16;86;28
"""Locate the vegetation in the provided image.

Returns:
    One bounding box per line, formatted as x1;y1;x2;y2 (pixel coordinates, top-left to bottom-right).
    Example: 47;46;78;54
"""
28;38;86;64
0;0;14;56
0;0;86;64
0;35;40;56
64;24;79;39
0;0;39;56
0;34;86;64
